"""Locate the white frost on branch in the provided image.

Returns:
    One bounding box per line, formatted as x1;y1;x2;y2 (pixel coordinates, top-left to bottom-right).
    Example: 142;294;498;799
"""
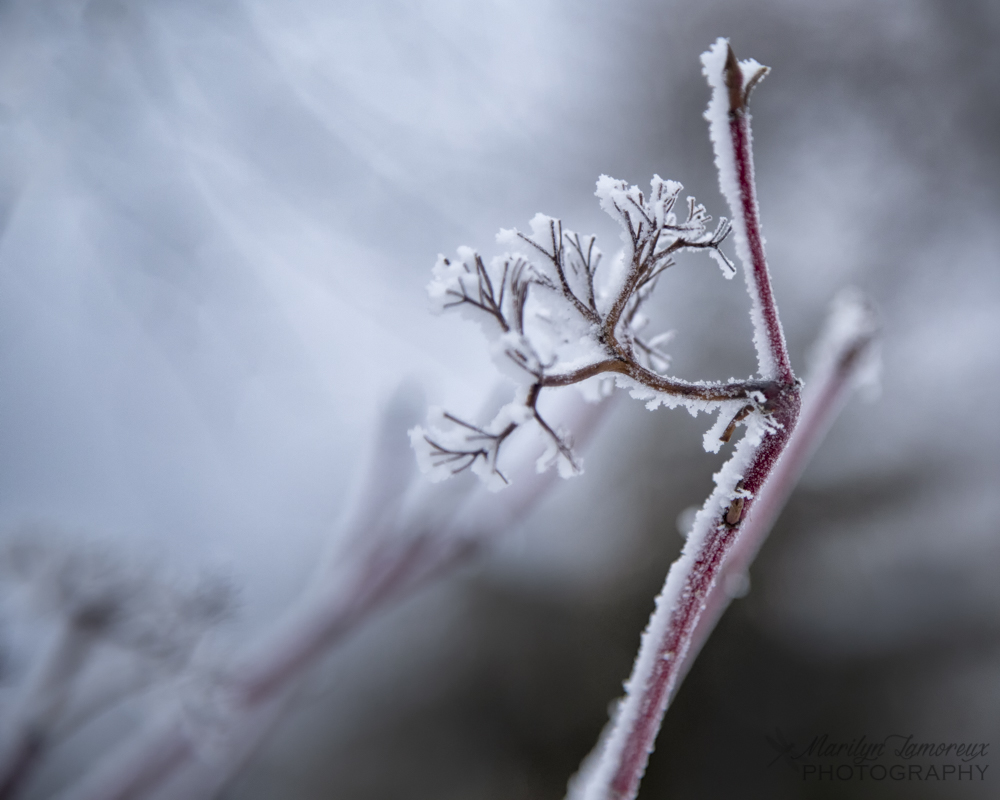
594;174;736;291
410;402;532;491
701;398;752;454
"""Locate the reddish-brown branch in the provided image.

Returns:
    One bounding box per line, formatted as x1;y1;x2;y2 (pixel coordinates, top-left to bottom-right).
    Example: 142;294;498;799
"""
673;307;877;697
538;357;780;405
571;295;876;800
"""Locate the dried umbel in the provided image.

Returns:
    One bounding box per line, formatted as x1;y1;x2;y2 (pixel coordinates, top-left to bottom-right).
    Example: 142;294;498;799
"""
410;174;777;489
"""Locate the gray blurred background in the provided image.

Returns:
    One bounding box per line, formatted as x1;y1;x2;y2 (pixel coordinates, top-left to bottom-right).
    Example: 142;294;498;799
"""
0;0;998;798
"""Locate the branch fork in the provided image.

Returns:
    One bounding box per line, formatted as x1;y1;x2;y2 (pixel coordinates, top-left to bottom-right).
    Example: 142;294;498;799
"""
566;40;879;800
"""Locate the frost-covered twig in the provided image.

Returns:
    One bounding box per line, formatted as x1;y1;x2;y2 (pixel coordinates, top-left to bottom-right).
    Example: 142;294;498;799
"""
705;40;791;383
411;36;873;800
670;289;879;694
562;39;804;800
413;38;810;495
569;402;800;800
57;390;612;800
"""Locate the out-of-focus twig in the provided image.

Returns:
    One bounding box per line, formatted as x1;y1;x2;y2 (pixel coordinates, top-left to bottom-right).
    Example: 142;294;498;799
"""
56;389;613;800
0;533;232;800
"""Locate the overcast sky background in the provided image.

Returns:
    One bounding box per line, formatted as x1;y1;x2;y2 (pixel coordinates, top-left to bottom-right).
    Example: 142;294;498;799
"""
1;1;998;798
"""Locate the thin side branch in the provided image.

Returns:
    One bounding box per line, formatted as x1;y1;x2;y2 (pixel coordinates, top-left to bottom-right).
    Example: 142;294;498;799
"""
725;48;793;382
703;40;792;383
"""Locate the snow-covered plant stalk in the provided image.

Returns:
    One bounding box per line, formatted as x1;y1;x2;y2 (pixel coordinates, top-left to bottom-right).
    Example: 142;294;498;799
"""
565;41;798;800
413;39;877;800
664;289;879;698
412;173;753;489
56;392;611;800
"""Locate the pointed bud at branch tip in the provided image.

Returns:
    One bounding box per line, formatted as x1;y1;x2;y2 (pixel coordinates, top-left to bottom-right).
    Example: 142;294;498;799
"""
724;44;744;114
723;43;770;115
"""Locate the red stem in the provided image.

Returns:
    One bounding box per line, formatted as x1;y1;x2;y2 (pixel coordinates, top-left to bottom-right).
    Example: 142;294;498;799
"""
719;44;793;385
575;295;876;800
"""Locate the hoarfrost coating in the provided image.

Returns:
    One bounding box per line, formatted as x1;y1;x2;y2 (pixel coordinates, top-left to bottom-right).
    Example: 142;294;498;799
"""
564;37;822;800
